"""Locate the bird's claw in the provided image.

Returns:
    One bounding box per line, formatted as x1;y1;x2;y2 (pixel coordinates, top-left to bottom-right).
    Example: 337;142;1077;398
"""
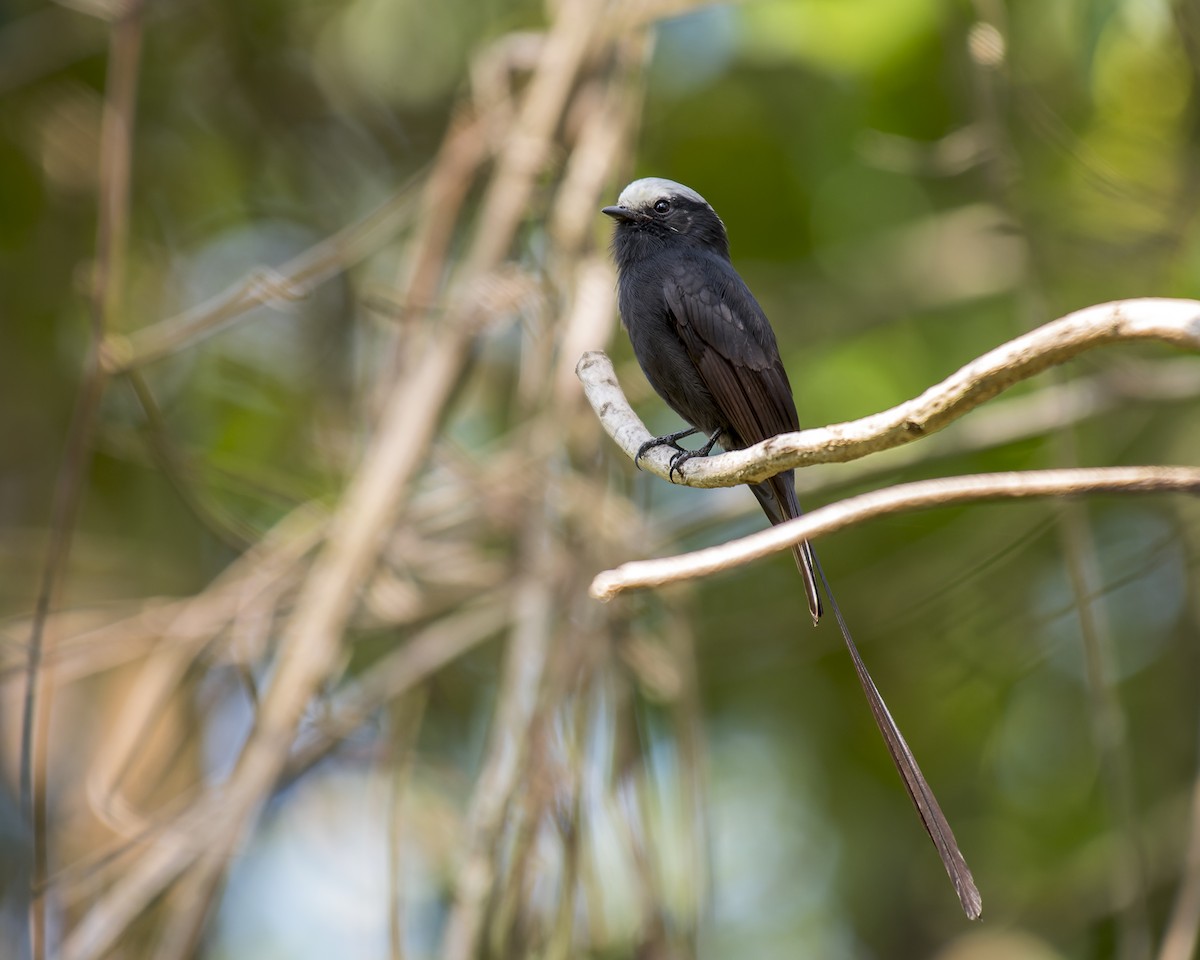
634;438;684;470
667;448;699;483
634;426;721;482
634;427;699;471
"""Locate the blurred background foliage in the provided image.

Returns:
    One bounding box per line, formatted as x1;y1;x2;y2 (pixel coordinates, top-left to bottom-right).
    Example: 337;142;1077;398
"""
2;0;1200;958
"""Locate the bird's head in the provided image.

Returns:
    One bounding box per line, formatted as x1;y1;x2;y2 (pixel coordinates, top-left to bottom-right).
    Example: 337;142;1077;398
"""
602;178;730;261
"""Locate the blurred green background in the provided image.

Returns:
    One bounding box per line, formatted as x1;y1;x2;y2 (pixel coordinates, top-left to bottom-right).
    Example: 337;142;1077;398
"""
2;0;1200;958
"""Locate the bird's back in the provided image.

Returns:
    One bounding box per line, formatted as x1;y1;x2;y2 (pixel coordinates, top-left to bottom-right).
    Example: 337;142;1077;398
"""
657;247;800;451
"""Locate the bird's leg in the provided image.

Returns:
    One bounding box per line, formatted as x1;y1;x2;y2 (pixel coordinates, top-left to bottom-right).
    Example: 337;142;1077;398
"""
634;426;700;470
667;427;723;483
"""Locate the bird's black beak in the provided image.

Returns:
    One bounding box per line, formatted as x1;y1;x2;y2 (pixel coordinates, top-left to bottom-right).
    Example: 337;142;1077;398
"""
602;205;634;222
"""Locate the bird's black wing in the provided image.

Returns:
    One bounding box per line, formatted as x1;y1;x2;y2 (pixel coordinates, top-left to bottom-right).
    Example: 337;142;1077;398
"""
664;251;823;622
662;254;799;450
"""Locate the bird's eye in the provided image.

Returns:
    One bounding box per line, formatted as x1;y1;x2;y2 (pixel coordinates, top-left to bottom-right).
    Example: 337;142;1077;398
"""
653;199;671;214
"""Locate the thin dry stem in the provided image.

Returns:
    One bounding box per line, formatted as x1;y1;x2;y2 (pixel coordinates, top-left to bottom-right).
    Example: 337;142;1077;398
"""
1058;495;1151;959
462;0;601;277
386;690;428;960
22;8;143;959
281;597;509;782
1158;736;1200;960
441;524;556;960
100;179;422;373
589;467;1200;599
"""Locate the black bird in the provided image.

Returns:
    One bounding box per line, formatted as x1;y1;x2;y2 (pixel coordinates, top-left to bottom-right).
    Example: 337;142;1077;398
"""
603;177;982;919
603;178;822;620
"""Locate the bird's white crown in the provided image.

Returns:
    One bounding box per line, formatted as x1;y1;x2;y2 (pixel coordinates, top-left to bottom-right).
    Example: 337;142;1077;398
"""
616;178;711;211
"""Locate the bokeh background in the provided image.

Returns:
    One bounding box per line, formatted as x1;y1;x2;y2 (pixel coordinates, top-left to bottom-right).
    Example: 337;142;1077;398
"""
2;0;1200;958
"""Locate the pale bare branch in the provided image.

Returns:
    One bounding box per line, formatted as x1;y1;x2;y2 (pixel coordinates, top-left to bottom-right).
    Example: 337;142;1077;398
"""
577;298;1200;488
589;467;1200;599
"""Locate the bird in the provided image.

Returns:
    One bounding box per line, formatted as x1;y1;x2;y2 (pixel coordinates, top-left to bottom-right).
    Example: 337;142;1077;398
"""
602;177;982;919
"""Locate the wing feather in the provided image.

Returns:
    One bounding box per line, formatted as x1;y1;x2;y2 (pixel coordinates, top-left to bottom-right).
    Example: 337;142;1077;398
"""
663;255;800;450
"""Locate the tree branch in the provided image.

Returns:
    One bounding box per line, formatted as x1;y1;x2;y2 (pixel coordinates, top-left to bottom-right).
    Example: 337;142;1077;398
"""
588;467;1200;599
576;298;1200;488
99;179;422;374
23;7;144;959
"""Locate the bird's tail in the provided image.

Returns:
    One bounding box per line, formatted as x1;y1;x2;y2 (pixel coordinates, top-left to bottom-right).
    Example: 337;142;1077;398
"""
791;539;822;625
769;470;982;919
811;554;982;919
754;473;822;623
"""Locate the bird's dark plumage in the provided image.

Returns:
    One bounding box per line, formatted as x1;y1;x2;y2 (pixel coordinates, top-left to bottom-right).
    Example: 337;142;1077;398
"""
603;178;822;621
603;177;981;919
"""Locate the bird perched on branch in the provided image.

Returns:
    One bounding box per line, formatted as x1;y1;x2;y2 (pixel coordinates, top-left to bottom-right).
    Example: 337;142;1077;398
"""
602;177;981;919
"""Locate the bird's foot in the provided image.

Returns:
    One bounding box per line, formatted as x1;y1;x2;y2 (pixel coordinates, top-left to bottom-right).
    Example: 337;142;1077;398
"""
666;447;702;483
634;427;699;470
664;428;723;483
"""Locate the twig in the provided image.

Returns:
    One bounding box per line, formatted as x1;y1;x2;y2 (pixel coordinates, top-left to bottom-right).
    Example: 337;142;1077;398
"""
21;7;143;959
22;345;108;960
279;596;509;784
1057;492;1150;958
576;298;1200;488
100;176;422;373
60;798;225;960
463;0;603;277
440;525;555;960
123;370;257;549
1158;719;1200;960
383;110;488;385
386;689;428;960
589;467;1200;599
